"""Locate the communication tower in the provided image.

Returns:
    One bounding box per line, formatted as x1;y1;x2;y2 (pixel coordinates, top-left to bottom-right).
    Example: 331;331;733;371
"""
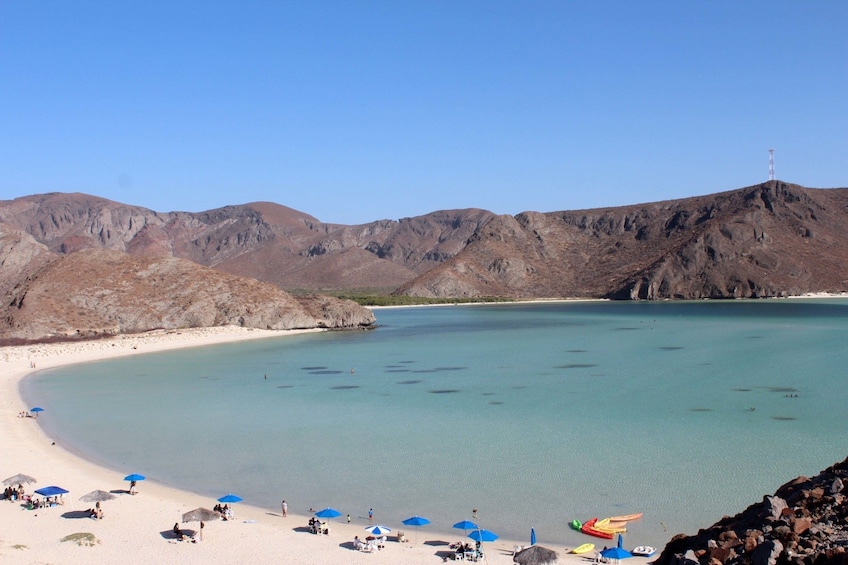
768;149;775;181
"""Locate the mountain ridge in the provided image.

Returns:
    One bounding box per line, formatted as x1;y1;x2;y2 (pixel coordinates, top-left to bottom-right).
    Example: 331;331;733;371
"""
2;180;848;310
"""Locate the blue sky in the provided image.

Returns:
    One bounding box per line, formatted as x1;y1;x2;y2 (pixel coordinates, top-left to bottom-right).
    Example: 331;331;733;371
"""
2;1;845;224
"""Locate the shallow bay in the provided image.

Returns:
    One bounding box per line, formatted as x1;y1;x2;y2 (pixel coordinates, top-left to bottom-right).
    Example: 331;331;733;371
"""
23;299;848;547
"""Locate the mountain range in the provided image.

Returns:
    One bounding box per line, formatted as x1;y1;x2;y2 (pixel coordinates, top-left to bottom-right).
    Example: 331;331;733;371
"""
2;180;847;340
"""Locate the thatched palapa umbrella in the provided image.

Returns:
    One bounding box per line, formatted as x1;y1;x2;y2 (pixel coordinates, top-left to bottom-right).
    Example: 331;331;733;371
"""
182;507;220;541
79;490;117;503
513;544;559;565
2;474;37;486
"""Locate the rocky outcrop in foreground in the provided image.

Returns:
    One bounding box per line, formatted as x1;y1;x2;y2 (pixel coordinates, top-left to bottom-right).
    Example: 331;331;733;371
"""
656;456;848;565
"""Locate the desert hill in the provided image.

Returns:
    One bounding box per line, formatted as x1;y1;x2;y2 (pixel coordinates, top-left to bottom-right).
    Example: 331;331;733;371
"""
0;192;495;293
398;181;848;299
2;180;848;324
0;246;375;341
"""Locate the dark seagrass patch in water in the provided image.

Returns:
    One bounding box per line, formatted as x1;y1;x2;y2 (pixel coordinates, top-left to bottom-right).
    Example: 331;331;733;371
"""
310;370;343;375
555;363;598;369
330;385;360;390
428;389;460;394
396;380;423;385
659;346;684;351
771;416;797;421
301;366;327;370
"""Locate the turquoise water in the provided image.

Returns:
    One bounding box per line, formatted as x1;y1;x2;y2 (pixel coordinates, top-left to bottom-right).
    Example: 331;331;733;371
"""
22;300;848;548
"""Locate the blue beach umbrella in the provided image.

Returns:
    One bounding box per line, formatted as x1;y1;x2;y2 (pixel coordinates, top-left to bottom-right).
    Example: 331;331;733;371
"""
365;525;391;536
217;493;243;504
601;546;633;562
30;407;44;416
453;520;478;534
468;529;499;543
403;516;430;527
531;527;537;545
124;473;145;482
314;507;342;519
402;516;430;543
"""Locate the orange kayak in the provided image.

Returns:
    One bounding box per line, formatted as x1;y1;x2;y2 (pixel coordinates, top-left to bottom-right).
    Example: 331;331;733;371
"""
609;512;643;523
580;518;614;540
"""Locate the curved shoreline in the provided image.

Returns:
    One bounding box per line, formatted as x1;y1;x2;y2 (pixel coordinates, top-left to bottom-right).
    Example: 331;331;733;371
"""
1;326;649;563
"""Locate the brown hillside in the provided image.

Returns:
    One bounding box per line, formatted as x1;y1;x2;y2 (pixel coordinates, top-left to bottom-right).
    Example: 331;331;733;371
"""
397;182;848;299
0;194;494;293
0;249;374;341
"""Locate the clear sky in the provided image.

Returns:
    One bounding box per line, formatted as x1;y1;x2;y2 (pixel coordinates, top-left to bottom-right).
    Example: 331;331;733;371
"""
2;1;845;224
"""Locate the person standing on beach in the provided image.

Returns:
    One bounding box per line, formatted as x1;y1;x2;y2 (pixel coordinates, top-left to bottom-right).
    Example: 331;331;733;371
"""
368;508;373;522
282;500;288;517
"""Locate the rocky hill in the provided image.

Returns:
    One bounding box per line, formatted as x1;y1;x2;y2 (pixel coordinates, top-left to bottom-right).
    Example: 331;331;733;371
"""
0;248;374;341
2;181;848;306
398;181;848;299
655;455;848;565
0;192;494;293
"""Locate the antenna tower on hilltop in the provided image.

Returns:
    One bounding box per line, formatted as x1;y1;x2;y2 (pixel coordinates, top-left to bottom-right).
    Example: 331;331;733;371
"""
768;148;775;181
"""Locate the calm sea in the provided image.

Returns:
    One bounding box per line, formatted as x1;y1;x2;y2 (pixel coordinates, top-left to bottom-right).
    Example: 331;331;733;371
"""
21;300;848;548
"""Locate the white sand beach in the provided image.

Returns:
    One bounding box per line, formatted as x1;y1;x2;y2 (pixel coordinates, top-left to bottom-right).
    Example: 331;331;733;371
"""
0;327;655;564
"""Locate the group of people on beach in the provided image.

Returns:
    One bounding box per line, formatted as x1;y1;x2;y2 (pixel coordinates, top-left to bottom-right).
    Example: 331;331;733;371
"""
86;501;104;519
353;535;385;552
213;503;234;520
307;517;329;535
3;484;26;501
448;540;483;562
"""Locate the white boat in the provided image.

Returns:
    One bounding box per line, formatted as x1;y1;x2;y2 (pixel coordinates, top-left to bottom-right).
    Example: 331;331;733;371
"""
632;546;657;557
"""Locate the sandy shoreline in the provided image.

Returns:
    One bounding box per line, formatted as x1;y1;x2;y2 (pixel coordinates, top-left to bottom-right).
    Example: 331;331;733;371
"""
1;326;654;564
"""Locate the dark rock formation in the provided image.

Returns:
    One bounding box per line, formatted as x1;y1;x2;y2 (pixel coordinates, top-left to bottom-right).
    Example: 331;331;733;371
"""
655;456;848;565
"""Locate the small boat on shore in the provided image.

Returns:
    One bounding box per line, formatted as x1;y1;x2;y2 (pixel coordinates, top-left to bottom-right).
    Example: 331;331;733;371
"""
632;546;656;557
571;543;595;554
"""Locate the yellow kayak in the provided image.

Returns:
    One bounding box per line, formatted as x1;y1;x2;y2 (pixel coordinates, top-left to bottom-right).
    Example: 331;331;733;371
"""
594;518;627;533
571;543;595;554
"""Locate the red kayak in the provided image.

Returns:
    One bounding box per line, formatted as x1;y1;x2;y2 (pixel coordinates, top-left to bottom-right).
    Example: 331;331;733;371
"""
580;518;614;540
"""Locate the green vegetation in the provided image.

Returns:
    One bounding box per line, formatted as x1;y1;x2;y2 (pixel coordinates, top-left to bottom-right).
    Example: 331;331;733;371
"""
332;293;514;307
284;286;515;306
60;533;100;547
